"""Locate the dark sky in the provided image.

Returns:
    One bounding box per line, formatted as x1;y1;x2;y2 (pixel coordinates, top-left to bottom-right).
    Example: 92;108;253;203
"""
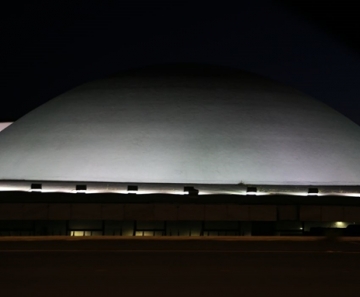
1;1;360;125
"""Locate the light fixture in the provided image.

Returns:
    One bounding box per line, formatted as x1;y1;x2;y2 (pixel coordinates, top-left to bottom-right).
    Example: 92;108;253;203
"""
246;187;257;195
308;188;319;196
76;184;87;193
335;221;346;228
184;186;199;196
127;185;138;194
30;183;42;192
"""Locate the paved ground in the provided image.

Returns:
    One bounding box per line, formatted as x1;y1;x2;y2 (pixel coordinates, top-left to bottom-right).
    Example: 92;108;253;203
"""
1;237;360;297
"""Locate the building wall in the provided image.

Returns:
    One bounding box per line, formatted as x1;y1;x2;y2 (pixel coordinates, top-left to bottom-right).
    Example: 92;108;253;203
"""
1;203;359;236
1;203;360;222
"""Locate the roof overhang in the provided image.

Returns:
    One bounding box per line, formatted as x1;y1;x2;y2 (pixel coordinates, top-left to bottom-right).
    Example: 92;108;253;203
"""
0;180;359;197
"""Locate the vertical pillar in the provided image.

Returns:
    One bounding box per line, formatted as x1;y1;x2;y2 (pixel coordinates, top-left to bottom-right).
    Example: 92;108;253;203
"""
240;222;252;236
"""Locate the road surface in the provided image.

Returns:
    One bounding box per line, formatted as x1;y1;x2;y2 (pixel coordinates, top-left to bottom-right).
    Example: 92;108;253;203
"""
1;237;360;297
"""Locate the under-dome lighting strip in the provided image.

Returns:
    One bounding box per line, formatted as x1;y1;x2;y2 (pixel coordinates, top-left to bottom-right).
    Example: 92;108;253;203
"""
341;193;360;197
0;181;360;197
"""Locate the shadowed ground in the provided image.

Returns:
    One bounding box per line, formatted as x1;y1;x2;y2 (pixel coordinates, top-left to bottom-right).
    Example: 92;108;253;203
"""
1;237;360;297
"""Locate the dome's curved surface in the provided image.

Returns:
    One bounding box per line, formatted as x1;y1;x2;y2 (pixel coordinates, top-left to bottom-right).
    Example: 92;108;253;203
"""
0;65;360;185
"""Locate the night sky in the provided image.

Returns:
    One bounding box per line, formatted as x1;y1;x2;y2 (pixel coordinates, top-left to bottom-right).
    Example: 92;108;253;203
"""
1;1;360;125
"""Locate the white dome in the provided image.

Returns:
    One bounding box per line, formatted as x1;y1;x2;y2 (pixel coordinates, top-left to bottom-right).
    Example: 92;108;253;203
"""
0;122;12;132
0;65;359;185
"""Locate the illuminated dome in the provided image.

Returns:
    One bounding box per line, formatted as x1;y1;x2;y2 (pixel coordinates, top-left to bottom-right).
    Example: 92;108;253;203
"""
0;65;359;186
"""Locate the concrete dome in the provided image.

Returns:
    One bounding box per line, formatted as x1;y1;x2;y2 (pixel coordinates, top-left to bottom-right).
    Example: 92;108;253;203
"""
0;122;12;132
0;65;359;186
